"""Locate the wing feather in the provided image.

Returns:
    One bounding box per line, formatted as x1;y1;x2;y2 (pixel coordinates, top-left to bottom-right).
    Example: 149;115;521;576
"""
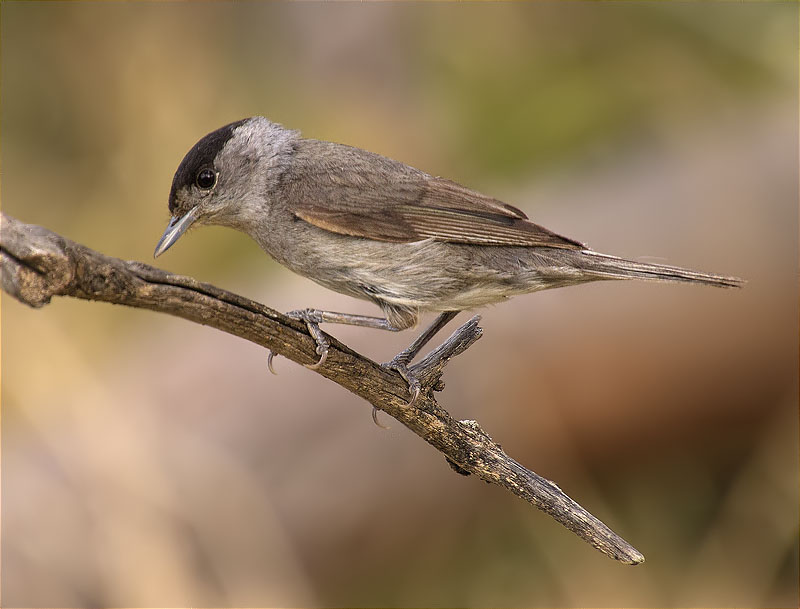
287;140;584;249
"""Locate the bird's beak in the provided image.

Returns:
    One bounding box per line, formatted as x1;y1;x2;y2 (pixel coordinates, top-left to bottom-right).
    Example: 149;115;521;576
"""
154;206;199;258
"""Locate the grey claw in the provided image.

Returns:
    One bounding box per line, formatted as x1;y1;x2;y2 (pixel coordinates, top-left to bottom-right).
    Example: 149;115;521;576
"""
267;350;278;375
407;381;421;407
305;343;329;370
371;407;390;429
383;358;422;406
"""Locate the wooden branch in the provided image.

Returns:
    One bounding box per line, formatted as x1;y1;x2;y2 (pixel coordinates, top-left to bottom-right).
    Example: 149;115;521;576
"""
0;212;645;565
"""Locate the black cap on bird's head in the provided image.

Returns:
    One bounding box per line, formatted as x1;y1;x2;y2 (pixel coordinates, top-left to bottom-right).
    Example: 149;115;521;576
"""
154;119;248;258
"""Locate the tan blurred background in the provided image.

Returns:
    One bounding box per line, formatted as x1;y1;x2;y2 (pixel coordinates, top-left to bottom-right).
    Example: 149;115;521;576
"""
1;2;797;607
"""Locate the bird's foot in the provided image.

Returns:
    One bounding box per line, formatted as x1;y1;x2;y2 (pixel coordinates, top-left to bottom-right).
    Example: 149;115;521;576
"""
380;314;484;408
286;308;330;369
382;351;422;407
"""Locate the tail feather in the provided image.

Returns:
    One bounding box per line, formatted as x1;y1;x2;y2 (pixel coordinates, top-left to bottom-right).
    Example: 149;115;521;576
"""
581;251;744;289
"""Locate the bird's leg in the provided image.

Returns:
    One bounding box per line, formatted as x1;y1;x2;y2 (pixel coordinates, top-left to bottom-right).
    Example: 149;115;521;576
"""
270;308;460;413
289;309;401;330
383;311;460;406
271;309;403;372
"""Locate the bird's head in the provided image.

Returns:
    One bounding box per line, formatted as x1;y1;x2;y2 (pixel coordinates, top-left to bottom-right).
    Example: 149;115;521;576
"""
154;117;298;257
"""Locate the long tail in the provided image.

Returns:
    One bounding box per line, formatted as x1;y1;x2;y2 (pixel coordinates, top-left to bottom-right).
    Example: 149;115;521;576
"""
579;250;744;288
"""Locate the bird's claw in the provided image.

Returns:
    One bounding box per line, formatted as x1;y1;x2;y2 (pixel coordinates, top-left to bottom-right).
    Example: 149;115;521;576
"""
267;350;278;375
306;341;329;370
383;356;422;407
371;407;390;429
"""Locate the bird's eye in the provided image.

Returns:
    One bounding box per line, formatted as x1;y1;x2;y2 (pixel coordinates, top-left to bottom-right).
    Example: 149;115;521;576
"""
196;168;217;189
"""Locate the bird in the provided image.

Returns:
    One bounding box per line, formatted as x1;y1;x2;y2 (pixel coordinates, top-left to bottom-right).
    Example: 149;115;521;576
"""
155;117;743;403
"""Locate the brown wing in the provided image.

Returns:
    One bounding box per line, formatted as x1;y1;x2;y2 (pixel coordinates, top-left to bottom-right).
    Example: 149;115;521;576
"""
288;140;585;250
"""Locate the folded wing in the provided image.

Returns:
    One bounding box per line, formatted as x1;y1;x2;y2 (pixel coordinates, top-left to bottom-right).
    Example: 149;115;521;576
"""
288;140;584;250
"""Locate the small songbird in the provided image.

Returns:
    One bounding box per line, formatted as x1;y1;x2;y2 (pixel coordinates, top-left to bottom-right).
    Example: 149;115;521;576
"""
155;117;742;401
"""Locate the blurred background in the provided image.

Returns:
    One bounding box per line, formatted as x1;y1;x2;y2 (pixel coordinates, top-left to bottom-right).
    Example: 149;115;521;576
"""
1;2;797;607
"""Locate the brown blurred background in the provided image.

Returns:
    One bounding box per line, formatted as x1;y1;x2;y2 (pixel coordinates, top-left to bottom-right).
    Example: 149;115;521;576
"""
1;2;797;607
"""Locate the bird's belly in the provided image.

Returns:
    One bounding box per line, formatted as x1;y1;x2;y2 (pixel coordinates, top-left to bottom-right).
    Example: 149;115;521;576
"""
257;222;573;311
